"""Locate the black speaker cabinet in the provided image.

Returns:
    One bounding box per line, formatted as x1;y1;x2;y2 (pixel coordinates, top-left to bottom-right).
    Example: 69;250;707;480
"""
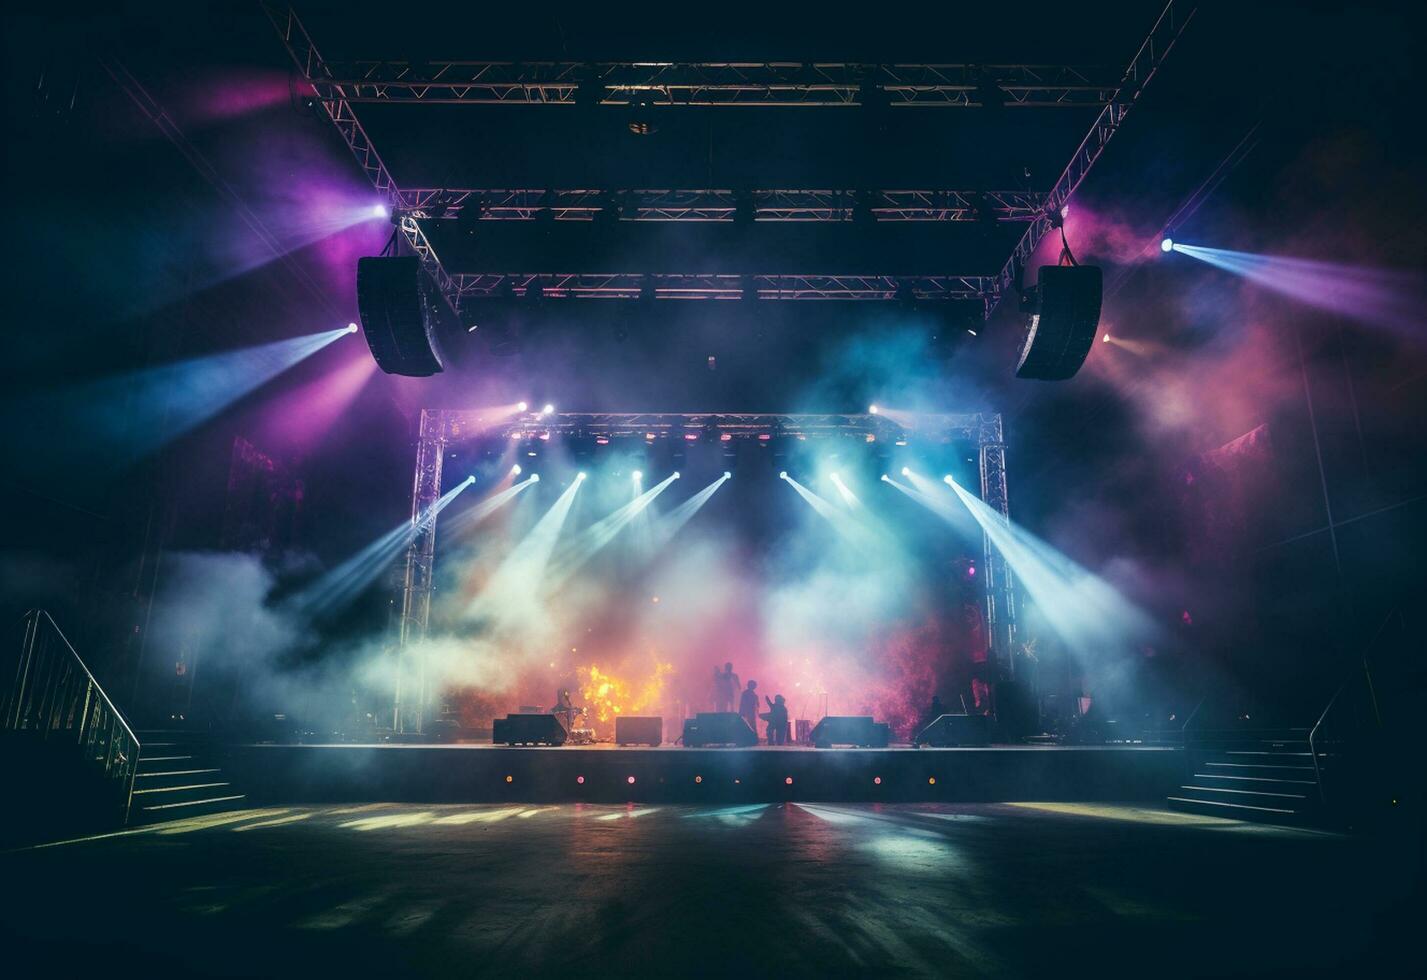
356;255;445;377
493;713;568;746
808;716;891;748
1015;264;1102;381
915;713;991;747
615;716;663;746
681;712;758;748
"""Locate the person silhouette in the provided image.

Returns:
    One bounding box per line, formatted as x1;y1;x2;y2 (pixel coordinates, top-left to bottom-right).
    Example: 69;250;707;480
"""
760;694;790;746
738;680;759;734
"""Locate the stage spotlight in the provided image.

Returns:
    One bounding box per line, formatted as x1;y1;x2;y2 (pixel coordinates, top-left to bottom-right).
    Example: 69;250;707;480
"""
779;471;788;480
1102;333;1111;343
345;322;359;334
511;464;522;475
881;474;890;482
868;404;879;415
541;403;555;416
723;471;731;479
943;474;954;484
531;474;541;483
901;466;911;477
673;471;681;479
463;475;476;486
371;203;389;219
1160;237;1174;253
632;470;643;481
576;471;587;481
518;401;529;412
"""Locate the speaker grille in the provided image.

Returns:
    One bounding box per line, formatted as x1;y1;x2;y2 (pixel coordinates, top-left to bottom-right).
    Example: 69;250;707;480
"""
356;256;445;377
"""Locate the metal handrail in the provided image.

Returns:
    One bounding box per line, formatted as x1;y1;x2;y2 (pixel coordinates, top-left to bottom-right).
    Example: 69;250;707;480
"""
4;609;142;823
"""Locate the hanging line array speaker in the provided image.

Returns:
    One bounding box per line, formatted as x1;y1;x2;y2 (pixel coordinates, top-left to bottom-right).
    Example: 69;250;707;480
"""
1014;264;1102;381
356;255;445;377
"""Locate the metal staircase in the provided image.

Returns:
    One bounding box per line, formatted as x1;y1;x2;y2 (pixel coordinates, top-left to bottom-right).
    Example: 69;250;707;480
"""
129;730;247;823
1168;727;1324;823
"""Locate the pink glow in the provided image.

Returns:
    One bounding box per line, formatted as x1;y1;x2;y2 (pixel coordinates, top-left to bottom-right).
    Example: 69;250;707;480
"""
253;351;376;450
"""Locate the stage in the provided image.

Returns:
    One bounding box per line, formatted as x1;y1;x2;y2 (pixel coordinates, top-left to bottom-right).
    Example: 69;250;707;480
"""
221;742;1183;806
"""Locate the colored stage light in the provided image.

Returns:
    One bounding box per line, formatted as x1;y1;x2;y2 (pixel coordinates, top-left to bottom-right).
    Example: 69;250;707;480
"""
518;401;529;411
1102;333;1111;343
785;777;793;785
928;777;936;785
720;433;732;441
541;403;555;416
576;775;585;784
505;775;513;783
345;322;359;334
1160;237;1174;253
695;775;703;784
511;464;522;475
779;471;788;480
868;404;879;414
874;776;882;785
371;203;389;218
627;775;636;784
632;470;643;480
683;433;698;441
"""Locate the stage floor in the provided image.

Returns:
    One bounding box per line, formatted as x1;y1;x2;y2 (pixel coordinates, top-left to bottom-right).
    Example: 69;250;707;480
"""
222;742;1184;805
3;802;1398;976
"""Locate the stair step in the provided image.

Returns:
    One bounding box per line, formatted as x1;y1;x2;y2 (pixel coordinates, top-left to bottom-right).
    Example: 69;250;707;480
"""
132;781;231;795
1224;750;1313;757
1167;796;1297;816
137;794;246;813
1193;773;1317;785
1180;785;1309;800
136;769;219;778
1204;762;1315;771
138;755;193;763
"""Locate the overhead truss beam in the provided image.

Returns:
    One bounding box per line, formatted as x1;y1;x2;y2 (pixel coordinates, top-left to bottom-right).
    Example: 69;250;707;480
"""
397;188;1050;222
991;1;1196;309
451;274;997;303
303;62;1116;107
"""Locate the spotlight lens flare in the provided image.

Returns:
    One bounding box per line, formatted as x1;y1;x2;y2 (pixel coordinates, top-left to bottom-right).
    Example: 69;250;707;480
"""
371;203;390;219
576;472;587;481
868;404;879;415
517;401;529;412
673;471;681;479
1160;237;1174;253
345;322;359;334
531;474;540;483
632;470;643;480
943;475;955;485
722;471;731;479
511;464;522;475
541;403;555;416
901;466;910;477
779;471;788;480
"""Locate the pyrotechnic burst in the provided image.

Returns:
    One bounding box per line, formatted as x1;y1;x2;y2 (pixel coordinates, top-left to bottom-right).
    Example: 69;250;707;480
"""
577;660;674;736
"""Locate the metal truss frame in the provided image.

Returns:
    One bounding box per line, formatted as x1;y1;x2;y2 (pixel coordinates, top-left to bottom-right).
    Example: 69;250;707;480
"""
450;273;996;303
396;188;1049;222
264;2;1192;314
301;61;1116;107
396;410;1013;731
991;0;1196;308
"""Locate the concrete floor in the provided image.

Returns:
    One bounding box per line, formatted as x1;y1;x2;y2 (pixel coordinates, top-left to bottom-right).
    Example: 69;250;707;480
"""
1;802;1410;977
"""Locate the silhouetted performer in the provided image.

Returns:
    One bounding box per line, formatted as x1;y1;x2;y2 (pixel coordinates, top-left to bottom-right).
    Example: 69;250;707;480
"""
922;695;946;731
713;662;740;713
760;694;790;746
738;680;759;733
550;689;580;731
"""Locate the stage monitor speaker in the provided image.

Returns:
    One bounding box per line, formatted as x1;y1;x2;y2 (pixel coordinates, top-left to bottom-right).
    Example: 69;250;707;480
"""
915;713;990;747
1015;264;1102;381
615;716;663;746
493;713;568;746
681;712;758;748
356;255;445;377
808;716;890;748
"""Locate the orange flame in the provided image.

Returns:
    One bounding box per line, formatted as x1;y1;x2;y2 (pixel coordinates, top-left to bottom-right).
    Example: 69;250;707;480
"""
577;661;674;736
